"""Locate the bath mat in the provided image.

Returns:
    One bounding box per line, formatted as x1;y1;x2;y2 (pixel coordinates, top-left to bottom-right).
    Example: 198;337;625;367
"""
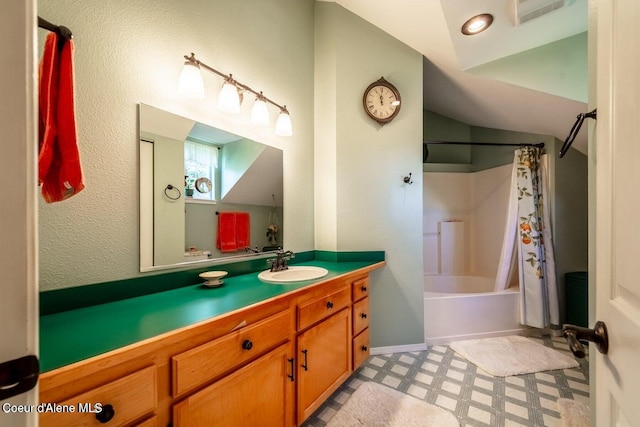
326;381;459;427
449;335;578;377
557;398;590;427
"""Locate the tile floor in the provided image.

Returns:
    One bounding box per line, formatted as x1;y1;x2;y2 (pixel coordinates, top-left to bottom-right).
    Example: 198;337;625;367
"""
302;335;589;427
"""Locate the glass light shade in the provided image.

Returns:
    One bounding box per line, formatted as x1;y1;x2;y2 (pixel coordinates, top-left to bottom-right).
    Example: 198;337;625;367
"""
178;62;205;99
251;98;270;126
275;109;293;137
217;81;241;114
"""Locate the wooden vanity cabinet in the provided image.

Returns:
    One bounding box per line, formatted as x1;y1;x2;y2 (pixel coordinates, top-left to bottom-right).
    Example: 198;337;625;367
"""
134;417;158;427
351;276;371;369
171;309;292;398
38;298;292;427
173;342;295;427
39;365;157;426
171;308;296;427
39;264;383;427
294;273;371;425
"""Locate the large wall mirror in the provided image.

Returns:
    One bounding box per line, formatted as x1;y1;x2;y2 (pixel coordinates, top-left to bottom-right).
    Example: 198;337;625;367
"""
139;104;283;272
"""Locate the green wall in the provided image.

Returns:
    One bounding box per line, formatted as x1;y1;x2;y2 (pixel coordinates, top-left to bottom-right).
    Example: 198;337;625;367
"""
547;139;589;325
423;110;556;172
469;32;588;103
37;0;315;290
315;3;424;348
38;0;426;349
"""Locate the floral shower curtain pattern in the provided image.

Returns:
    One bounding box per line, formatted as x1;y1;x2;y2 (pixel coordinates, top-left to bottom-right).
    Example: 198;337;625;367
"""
515;147;558;328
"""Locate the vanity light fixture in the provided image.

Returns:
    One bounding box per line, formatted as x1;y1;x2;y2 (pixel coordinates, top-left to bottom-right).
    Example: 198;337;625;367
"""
177;60;205;99
250;92;270;127
461;13;494;35
217;76;241;114
179;52;293;136
275;106;293;137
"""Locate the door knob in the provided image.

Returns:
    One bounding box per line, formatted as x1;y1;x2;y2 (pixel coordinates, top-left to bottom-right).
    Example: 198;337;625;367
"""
562;321;608;358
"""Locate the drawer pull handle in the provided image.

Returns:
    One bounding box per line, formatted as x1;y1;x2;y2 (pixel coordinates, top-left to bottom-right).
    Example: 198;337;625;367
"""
95;404;115;423
361;313;367;319
287;358;295;382
361;345;368;352
301;349;308;371
326;301;334;309
242;339;253;350
361;286;367;292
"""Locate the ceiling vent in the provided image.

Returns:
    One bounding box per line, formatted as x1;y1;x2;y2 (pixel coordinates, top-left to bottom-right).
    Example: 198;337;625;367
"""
513;0;568;25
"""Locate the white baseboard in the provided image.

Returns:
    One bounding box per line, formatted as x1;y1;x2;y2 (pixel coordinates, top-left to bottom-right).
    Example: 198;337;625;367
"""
370;343;428;355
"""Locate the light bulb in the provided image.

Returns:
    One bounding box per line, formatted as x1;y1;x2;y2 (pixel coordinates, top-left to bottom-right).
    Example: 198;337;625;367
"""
217;78;240;114
251;95;270;126
461;14;493;35
275;107;293;137
178;61;205;99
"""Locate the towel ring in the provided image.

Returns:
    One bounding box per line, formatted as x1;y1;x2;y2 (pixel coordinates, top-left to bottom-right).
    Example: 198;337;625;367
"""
164;184;181;200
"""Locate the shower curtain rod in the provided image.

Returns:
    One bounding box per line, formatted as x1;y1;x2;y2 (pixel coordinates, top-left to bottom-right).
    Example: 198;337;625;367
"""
424;140;545;148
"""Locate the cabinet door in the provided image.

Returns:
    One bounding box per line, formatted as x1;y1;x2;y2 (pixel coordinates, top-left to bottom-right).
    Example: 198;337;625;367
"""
173;342;295;427
297;308;351;424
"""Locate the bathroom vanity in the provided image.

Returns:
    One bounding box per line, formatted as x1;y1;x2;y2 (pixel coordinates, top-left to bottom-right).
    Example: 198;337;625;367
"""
38;260;383;426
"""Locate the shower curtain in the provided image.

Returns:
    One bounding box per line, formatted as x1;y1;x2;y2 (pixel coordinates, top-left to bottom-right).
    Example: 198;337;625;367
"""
495;147;559;329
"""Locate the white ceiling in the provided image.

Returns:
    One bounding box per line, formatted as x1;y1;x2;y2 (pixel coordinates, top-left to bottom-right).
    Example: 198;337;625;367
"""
325;0;590;154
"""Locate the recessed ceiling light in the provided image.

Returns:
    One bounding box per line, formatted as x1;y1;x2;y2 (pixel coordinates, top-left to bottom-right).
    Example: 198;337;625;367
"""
461;13;494;35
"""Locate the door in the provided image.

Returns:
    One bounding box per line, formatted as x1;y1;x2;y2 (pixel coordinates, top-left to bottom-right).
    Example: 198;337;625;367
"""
0;0;39;426
594;0;640;425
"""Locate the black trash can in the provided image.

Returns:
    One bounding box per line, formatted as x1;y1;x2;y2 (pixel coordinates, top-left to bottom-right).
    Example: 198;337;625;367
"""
565;272;588;327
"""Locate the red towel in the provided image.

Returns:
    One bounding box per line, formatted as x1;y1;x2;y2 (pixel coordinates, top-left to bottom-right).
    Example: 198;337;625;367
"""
39;33;84;203
235;212;250;249
216;212;251;252
216;212;238;252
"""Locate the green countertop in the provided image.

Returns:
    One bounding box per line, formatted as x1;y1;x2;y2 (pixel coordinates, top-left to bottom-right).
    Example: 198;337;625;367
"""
39;260;382;372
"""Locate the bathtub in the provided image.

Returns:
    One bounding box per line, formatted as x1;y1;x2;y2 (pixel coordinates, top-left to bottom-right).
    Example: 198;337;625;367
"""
424;275;530;345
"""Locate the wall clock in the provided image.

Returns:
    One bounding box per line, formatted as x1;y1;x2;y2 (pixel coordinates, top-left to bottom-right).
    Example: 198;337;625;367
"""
362;77;401;125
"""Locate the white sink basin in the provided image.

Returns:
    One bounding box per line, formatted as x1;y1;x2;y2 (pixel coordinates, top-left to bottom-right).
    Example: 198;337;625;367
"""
258;266;329;283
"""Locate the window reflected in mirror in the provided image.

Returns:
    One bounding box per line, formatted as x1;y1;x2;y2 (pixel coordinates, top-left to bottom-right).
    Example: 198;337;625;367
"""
185;140;217;201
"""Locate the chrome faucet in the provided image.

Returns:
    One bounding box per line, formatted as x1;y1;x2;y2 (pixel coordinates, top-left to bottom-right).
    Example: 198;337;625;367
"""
268;249;295;272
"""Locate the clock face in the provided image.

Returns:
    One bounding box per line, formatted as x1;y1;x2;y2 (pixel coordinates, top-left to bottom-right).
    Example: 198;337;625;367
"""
363;77;401;125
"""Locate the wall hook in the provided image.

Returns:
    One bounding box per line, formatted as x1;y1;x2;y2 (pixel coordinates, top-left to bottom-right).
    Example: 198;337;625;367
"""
403;173;413;185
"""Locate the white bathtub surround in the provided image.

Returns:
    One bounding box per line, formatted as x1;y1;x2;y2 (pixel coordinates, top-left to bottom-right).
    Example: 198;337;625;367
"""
423;164;512;279
495;149;559;329
424;275;530;345
440;221;465;274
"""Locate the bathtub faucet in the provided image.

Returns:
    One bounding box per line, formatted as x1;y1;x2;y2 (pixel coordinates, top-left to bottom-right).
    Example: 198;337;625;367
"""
267;249;295;272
